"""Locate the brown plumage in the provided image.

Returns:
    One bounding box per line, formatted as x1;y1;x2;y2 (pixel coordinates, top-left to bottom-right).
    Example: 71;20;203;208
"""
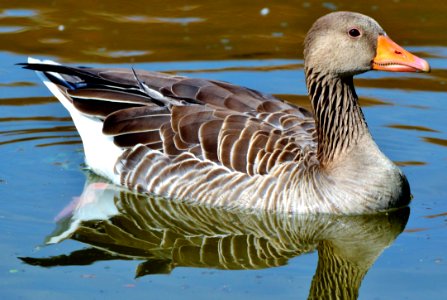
21;11;430;214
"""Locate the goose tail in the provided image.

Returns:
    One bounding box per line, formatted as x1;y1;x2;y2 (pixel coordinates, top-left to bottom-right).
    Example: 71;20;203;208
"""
24;57;123;183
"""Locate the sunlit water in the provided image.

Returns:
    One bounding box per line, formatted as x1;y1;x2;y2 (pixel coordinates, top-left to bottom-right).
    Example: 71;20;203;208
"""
0;1;446;299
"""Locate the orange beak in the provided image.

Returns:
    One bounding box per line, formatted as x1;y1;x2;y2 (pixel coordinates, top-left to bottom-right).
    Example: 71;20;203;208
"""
372;35;430;72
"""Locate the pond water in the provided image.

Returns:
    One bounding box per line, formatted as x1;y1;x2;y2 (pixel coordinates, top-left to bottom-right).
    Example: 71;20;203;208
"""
0;1;446;299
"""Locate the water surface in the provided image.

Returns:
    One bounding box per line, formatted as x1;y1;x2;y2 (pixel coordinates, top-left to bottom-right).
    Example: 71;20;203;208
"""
0;1;446;299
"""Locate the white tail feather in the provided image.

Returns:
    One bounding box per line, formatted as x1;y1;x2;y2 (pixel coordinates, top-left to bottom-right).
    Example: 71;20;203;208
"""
29;57;123;183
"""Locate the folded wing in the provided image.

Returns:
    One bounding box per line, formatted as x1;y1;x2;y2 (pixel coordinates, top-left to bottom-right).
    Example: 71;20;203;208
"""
22;63;317;177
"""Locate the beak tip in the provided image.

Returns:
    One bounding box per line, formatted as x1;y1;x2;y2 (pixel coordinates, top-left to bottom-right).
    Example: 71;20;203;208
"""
416;58;431;73
414;57;430;73
422;61;431;73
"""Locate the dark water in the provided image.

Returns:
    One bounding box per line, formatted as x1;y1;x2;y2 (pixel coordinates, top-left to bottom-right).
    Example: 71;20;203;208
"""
0;1;446;299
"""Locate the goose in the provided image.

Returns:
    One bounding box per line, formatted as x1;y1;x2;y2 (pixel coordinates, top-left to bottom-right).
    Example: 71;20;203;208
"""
21;11;430;214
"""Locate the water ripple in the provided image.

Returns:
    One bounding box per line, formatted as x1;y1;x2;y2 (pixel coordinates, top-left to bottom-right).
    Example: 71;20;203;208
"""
0;9;37;18
0;26;28;34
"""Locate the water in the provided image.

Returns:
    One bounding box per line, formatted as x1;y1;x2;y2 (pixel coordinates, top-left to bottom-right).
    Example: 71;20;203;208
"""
0;1;446;299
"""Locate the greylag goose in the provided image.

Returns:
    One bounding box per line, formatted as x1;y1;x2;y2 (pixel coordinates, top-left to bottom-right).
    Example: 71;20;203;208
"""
22;11;430;214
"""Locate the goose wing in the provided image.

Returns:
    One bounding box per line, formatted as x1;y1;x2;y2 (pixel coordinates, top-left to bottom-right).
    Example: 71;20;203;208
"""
22;63;317;176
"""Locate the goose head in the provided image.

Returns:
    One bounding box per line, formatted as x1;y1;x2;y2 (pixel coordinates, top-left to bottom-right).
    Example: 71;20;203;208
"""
304;11;430;77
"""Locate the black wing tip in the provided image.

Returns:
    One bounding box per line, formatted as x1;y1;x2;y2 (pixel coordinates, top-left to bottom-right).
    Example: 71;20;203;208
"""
16;62;33;69
16;62;55;71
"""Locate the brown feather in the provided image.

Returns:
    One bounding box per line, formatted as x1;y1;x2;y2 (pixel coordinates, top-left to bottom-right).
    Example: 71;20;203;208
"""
104;114;170;136
28;62;316;178
196;85;232;106
171;78;213;98
103;106;170;135
247;132;269;176
171;105;210;133
224;95;258;112
160;123;183;156
114;131;161;148
173;133;192;150
219;134;239;168
178;110;216;144
199;119;223;162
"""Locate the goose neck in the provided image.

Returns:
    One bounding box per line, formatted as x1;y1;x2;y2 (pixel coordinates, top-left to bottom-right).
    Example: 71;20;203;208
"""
305;68;369;167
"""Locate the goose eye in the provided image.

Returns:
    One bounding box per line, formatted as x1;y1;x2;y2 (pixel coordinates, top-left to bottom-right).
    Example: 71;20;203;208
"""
348;28;361;38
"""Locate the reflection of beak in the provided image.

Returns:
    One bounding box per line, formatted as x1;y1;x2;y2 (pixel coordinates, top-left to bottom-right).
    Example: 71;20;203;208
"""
372;35;430;72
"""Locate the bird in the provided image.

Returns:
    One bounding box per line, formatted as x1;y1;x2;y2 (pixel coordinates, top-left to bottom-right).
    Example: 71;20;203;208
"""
21;11;430;214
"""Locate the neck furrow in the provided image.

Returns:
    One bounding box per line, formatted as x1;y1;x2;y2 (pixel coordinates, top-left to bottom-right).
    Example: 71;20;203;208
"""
306;68;368;166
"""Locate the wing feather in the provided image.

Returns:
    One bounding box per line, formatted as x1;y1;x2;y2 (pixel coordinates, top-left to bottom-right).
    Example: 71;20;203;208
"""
22;62;317;177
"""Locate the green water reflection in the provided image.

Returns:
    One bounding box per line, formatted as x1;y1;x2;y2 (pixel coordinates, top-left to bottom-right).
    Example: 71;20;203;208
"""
22;174;409;300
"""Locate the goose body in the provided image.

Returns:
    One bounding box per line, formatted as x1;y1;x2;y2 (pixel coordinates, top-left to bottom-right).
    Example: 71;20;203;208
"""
23;12;429;214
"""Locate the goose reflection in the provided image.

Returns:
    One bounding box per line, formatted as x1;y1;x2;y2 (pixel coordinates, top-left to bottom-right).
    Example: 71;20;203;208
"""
21;174;409;299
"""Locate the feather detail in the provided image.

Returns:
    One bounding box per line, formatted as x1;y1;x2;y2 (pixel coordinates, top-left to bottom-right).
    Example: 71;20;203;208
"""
22;10;417;214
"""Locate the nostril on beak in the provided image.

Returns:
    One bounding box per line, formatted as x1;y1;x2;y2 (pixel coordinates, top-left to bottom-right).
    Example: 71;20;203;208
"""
395;50;402;55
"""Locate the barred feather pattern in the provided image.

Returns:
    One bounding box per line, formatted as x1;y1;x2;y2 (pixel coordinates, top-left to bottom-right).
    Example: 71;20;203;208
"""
23;60;410;214
306;68;367;166
112;67;373;213
116;145;323;212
